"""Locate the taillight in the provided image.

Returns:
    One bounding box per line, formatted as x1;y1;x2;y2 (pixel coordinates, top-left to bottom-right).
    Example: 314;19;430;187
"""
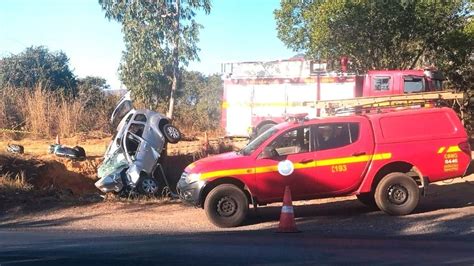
459;141;471;157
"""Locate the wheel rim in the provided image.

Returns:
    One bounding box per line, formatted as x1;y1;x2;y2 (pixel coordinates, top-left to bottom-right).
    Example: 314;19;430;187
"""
166;126;180;139
387;184;408;205
142;179;158;194
216;196;237;217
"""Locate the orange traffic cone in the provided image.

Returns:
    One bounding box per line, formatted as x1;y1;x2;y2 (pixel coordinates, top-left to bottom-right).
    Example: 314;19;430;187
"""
55;134;61;145
277;186;299;233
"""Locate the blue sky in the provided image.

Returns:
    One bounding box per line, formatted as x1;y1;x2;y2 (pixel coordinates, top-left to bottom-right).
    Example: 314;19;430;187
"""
0;0;295;89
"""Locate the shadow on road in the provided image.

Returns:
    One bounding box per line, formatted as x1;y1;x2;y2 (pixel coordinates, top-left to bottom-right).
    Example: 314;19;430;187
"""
244;179;474;238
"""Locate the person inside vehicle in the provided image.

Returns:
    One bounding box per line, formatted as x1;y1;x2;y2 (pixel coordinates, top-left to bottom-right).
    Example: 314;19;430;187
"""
318;125;335;150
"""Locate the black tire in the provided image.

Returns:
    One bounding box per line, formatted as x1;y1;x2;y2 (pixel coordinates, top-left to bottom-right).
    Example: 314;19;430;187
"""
204;184;249;228
356;192;377;208
375;172;420;216
72;146;86;158
257;123;275;137
137;176;160;196
163;124;181;144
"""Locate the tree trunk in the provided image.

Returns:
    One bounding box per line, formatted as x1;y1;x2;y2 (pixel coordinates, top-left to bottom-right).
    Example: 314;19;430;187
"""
167;0;180;119
410;47;425;69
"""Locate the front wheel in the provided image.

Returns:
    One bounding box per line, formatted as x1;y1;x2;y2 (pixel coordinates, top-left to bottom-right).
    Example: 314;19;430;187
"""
375;172;420;216
204;184;249;228
137;176;160;196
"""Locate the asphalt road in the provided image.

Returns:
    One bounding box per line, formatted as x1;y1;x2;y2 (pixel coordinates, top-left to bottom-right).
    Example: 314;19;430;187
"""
0;229;473;265
1;177;473;265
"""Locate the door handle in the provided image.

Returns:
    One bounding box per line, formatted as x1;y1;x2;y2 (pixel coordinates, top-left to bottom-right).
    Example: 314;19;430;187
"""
299;159;313;164
352;152;366;156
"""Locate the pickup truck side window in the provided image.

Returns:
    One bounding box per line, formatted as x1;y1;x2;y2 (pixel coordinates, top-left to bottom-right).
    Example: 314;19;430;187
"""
404;76;425;93
315;123;359;151
269;126;311;156
373;77;390;91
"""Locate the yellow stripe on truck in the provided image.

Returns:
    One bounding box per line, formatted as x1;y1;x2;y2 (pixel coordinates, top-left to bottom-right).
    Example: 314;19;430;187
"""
446;146;461;153
199;152;392;180
437;146;461;154
221;101;309;109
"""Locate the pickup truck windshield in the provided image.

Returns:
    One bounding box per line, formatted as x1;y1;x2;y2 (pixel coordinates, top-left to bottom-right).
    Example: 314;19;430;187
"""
240;127;278;155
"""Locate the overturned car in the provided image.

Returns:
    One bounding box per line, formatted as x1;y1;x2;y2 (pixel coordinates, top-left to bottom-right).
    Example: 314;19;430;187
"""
95;92;181;197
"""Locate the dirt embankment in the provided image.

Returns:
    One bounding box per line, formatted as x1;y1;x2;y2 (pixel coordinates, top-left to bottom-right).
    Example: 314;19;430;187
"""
0;153;100;196
0;136;245;199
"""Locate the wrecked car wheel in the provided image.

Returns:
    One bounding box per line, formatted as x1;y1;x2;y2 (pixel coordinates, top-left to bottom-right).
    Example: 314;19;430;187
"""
163;124;181;144
138;177;159;196
204;184;248;228
72;146;86;158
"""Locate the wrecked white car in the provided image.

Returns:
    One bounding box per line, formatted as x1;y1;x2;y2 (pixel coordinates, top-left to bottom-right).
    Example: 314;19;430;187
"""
95;92;181;197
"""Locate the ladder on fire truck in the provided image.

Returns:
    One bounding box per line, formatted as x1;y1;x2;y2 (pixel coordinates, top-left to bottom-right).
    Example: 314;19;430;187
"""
305;90;465;116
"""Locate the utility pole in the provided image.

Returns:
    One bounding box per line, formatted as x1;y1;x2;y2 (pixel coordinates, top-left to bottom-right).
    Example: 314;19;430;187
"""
167;0;180;119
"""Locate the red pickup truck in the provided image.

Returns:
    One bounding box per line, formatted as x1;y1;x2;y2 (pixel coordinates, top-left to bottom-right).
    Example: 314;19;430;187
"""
177;107;474;227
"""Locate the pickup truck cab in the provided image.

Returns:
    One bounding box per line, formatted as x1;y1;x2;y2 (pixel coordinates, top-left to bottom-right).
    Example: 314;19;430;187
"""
177;107;473;227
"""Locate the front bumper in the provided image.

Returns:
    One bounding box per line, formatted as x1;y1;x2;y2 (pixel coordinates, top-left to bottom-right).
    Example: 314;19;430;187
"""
176;178;205;206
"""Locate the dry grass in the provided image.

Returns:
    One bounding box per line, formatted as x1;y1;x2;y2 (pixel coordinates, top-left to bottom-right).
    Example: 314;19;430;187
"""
23;86;57;136
0;171;33;193
0;86;117;139
0;84;223;141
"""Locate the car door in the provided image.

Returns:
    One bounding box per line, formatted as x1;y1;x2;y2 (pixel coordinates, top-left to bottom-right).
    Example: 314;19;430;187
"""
254;125;317;202
309;118;374;196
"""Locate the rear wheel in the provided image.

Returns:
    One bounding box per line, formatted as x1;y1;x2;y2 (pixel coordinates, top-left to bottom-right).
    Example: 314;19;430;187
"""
163;124;181;144
375;172;420;216
204;184;249;228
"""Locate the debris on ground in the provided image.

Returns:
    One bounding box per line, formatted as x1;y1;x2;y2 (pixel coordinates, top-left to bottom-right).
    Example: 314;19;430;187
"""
6;144;24;154
48;144;86;160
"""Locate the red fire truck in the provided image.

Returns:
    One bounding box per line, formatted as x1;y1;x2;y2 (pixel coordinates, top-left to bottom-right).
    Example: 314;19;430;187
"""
220;57;466;138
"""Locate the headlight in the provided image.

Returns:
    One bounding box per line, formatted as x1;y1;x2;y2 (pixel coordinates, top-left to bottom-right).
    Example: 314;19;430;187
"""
182;172;201;184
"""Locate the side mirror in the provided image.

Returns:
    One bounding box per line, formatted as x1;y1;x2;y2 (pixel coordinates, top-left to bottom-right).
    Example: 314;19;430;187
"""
260;146;278;159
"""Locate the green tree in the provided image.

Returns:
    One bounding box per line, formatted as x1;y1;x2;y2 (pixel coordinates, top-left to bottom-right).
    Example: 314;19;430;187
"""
174;71;222;131
0;46;77;92
77;76;110;107
275;0;473;86
98;0;211;118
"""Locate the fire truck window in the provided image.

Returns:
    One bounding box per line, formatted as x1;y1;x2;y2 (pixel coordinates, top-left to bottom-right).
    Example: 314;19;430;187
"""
315;123;359;151
373;77;390;91
270;127;311;156
404;76;424;93
432;80;443;91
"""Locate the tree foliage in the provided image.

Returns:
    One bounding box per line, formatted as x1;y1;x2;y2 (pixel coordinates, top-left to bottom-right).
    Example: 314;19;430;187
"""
77;76;110;107
275;0;473;86
174;71;222;131
0;46;77;92
98;0;211;109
